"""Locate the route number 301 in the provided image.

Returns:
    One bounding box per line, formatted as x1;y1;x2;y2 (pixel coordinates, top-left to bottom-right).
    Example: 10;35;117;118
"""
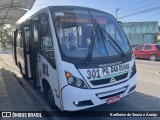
87;69;101;79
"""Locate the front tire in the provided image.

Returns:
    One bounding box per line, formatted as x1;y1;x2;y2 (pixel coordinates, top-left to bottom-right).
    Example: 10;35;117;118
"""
47;88;56;108
150;55;157;61
44;83;57;109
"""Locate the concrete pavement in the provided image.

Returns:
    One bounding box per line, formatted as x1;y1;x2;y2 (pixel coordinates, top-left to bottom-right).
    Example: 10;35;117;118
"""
0;69;50;120
0;68;38;111
0;49;50;120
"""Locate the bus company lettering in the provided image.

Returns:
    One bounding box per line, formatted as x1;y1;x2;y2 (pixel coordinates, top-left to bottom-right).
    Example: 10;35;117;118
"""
119;63;130;71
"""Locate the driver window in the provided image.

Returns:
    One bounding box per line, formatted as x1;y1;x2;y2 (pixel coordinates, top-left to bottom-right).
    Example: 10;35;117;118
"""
40;15;53;50
106;24;122;42
63;27;78;51
105;24;125;49
39;14;55;67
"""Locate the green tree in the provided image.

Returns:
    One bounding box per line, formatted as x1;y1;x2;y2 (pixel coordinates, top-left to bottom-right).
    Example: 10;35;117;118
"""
0;24;15;48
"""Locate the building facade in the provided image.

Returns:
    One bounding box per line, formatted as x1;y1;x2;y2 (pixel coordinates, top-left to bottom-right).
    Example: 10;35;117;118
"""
122;22;158;47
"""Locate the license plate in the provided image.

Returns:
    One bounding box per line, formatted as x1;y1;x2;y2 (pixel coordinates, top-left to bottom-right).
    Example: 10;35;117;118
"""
107;95;120;104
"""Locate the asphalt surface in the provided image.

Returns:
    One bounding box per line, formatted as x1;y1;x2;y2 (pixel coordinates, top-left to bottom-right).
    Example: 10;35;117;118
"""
0;48;160;120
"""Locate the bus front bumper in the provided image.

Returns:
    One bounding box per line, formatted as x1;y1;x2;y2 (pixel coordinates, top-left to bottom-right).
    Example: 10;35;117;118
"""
61;73;137;111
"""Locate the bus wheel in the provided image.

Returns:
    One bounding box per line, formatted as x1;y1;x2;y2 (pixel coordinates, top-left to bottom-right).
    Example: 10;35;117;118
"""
44;84;56;109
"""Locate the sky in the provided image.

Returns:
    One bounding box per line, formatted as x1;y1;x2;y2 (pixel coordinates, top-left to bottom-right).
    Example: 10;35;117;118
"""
17;0;160;24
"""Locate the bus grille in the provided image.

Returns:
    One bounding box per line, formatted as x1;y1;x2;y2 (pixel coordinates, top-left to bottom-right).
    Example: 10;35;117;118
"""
96;86;128;100
90;73;128;86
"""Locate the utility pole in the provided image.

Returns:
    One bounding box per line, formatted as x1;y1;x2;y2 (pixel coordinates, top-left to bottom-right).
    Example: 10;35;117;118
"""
116;8;119;20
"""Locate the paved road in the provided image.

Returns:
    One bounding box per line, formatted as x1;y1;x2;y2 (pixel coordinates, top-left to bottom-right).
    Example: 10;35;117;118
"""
0;49;160;120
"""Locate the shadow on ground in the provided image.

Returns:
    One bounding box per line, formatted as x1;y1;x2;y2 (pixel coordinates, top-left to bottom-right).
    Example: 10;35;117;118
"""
0;48;12;54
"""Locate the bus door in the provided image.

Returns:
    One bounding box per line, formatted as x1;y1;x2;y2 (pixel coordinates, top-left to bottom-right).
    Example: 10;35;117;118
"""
30;20;40;89
23;25;31;81
13;30;18;65
23;21;41;89
23;21;39;89
16;27;26;76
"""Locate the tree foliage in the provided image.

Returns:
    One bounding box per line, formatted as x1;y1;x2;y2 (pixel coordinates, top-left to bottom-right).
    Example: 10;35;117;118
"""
0;24;15;48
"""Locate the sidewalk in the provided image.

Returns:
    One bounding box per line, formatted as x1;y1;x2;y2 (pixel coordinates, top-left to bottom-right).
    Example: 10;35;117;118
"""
0;68;50;120
0;68;38;111
0;53;50;120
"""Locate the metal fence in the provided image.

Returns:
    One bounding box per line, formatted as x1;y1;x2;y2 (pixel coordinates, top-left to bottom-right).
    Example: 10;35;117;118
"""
122;22;158;47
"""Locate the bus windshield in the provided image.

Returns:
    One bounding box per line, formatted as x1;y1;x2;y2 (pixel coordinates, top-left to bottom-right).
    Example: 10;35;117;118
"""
53;9;131;59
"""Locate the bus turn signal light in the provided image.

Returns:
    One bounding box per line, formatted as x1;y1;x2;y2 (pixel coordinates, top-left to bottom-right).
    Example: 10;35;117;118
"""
65;72;72;78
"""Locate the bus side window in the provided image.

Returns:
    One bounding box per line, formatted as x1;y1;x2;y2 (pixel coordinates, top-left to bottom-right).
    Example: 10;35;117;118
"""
33;24;39;52
16;28;23;48
24;27;31;52
39;14;56;67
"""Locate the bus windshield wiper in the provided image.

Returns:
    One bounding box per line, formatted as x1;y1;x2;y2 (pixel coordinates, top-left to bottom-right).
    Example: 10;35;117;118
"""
85;12;110;64
85;19;96;64
94;19;125;57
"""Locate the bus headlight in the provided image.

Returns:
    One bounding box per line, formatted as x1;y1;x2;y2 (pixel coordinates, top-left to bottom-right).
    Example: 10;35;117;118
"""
65;72;89;89
130;62;136;78
68;77;75;84
76;80;83;87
